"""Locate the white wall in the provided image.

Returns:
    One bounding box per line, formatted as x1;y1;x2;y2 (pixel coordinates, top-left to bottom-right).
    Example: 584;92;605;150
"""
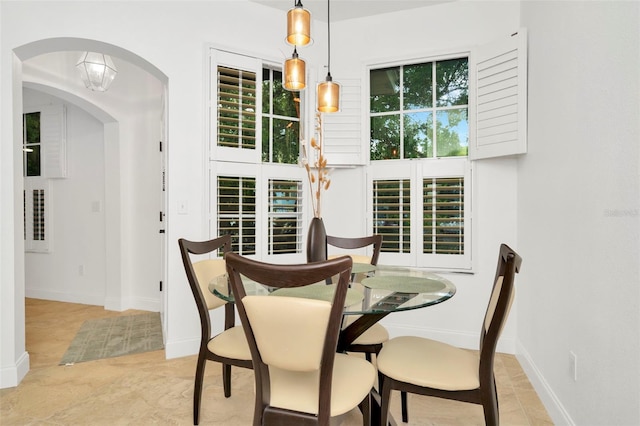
518;2;639;425
23;88;107;305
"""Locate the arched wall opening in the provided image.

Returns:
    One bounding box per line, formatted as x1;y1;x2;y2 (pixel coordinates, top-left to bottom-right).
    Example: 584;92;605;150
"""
6;37;169;387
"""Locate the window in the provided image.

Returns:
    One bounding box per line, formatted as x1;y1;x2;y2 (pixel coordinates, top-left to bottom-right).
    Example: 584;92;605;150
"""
23;112;41;176
217;65;257;151
268;179;303;255
373;179;411;253
217;175;256;255
262;68;301;164
369;56;471;270
423;177;464;255
210;49;305;258
370;58;469;160
22;105;65;253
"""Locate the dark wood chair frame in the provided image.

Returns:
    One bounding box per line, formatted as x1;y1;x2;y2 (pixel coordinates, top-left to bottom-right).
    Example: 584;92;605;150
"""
327;234;412;422
178;236;253;425
379;243;523;426
225;252;372;426
326;234;383;358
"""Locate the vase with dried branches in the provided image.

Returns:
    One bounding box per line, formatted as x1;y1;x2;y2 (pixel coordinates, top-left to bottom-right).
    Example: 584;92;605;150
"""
301;113;331;262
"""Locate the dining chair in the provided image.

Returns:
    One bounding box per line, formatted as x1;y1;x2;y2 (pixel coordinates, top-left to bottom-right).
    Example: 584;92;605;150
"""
376;243;523;425
326;234;389;361
178;236;253;425
225;252;377;426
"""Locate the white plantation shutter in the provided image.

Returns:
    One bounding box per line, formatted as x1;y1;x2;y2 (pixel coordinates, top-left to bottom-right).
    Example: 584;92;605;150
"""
268;179;303;255
470;29;527;160
372;178;412;254
210;49;262;164
216;174;257;256
24;178;51;253
36;104;67;178
323;79;364;165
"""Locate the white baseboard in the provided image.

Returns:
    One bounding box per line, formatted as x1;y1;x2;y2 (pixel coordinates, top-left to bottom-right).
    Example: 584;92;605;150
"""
26;290;160;313
0;351;29;389
516;341;574;426
164;336;200;360
26;289;103;306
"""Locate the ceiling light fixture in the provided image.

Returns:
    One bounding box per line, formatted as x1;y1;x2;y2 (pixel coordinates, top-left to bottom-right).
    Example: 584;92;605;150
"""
286;0;311;47
316;0;340;113
76;52;118;92
283;47;306;91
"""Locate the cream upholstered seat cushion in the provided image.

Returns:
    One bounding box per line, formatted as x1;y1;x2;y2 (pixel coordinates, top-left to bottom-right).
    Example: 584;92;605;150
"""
269;353;376;417
207;325;252;361
377;336;480;391
342;315;389;346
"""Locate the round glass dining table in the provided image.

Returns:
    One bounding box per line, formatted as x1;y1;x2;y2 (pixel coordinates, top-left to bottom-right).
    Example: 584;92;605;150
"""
208;262;457;352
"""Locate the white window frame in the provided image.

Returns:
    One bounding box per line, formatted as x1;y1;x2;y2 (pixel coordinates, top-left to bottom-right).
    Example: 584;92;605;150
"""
208;47;309;261
210;161;307;262
22;104;65;254
365;51;473;271
367;158;471;270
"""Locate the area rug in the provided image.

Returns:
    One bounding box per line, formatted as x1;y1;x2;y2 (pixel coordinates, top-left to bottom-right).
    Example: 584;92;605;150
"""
59;312;164;365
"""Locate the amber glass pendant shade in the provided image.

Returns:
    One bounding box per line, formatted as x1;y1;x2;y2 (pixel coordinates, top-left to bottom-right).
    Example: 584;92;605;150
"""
317;76;340;113
284;48;306;91
286;1;311;46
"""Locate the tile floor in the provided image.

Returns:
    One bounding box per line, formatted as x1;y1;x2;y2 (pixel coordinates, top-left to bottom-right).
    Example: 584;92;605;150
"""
0;298;553;425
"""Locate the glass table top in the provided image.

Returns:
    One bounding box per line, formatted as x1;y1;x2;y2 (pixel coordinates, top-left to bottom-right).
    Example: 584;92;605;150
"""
208;263;456;315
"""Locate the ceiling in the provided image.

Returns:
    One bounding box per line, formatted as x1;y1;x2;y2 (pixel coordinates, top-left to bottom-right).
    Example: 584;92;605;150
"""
250;0;455;22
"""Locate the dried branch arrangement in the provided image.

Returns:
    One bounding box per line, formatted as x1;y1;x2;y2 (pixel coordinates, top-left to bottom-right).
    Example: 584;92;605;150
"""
301;113;331;218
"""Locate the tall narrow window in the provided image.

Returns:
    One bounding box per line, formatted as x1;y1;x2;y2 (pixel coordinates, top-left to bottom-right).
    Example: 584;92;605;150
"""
262;68;301;164
268;179;303;255
369;55;470;270
373;179;411;253
423;177;464;255
217;175;256;255
217;66;257;150
23;110;53;253
23;112;41;176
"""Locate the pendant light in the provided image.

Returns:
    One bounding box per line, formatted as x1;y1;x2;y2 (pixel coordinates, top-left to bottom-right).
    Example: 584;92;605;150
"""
76;52;118;92
317;0;340;113
286;0;311;47
284;47;306;91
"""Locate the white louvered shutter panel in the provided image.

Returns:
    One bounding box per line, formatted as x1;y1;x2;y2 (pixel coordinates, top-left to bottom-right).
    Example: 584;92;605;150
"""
41;104;67;178
470;29;527;160
24;178;51;253
323;79;364;165
210;49;261;164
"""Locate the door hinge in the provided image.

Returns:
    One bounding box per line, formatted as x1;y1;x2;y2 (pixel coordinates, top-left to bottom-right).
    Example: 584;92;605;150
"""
159;141;163;152
159;281;163;292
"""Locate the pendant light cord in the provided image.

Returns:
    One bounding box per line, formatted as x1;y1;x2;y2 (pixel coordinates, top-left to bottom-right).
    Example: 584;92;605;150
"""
327;0;331;77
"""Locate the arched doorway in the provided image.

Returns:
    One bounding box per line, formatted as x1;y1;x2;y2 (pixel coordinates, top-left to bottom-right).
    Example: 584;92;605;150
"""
10;38;169;384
